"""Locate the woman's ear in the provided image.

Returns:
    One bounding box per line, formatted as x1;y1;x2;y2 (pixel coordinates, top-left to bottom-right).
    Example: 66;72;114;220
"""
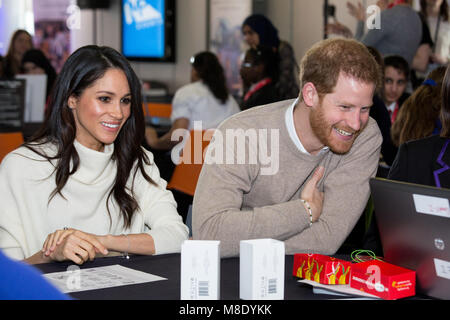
67;95;77;110
301;82;319;107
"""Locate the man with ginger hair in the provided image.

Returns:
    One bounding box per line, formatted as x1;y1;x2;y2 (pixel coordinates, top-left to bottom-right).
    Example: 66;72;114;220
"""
192;38;382;257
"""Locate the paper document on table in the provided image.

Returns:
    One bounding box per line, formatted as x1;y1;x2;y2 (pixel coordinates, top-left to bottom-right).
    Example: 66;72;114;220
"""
298;279;380;299
44;264;167;293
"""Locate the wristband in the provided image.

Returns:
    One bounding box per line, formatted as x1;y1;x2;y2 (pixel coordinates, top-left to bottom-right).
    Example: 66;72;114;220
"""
300;199;313;227
122;234;130;260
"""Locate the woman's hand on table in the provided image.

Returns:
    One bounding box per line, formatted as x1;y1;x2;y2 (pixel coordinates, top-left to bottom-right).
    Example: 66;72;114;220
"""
42;228;109;265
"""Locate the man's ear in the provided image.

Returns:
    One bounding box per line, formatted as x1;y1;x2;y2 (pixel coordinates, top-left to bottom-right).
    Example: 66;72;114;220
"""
301;82;319;107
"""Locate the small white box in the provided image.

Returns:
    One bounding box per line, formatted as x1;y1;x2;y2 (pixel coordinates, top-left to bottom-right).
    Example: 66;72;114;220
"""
180;240;220;300
239;238;285;300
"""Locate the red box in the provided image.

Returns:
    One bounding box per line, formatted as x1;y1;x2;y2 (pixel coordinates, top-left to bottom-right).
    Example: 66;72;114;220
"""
292;254;352;285
350;260;416;300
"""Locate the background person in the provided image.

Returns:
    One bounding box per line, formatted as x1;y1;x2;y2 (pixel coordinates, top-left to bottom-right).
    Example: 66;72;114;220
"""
2;29;33;78
391;65;446;147
242;14;300;101
144;51;240;183
419;0;450;69
388;64;450;186
145;51;240;152
382;55;411;123
366;46;398;168
240;45;279;110
0;45;188;265
327;0;422;69
21;48;57;105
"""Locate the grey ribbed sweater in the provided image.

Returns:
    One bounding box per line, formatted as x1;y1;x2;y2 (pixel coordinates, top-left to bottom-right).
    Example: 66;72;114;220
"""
192;99;382;257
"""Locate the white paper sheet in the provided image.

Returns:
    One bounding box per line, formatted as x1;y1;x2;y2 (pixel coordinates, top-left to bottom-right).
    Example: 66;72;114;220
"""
44;264;167;293
298;279;380;299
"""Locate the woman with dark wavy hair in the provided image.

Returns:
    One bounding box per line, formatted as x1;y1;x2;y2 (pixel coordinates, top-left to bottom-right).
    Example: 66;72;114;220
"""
0;45;188;265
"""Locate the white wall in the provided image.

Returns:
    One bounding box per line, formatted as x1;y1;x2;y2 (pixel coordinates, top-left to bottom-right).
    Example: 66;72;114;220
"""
0;0;34;55
266;0;380;64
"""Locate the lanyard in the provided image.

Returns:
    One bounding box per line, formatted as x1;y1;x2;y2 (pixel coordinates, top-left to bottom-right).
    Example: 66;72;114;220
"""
244;78;272;102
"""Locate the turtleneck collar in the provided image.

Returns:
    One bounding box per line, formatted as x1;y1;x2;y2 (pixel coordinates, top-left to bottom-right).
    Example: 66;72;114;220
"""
71;140;115;184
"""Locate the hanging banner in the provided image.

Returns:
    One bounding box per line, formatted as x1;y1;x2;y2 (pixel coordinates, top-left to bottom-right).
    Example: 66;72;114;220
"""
209;0;252;99
32;0;72;72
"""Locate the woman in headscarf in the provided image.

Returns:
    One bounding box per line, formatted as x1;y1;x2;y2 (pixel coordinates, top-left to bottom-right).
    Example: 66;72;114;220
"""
242;14;300;101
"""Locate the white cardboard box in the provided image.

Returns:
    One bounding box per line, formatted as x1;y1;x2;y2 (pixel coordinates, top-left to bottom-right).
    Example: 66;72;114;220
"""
180;240;220;300
240;239;285;300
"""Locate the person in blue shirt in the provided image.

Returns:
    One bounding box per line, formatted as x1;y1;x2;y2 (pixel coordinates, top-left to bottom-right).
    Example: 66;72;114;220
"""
0;250;69;300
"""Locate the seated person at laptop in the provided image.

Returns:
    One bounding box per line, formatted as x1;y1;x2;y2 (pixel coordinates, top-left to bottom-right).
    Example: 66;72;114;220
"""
364;64;450;254
0;45;188;265
388;64;450;187
144;51;240;182
145;51;240;151
192;38;382;258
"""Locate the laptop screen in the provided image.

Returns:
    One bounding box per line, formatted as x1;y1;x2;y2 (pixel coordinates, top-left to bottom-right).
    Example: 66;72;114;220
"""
370;177;450;299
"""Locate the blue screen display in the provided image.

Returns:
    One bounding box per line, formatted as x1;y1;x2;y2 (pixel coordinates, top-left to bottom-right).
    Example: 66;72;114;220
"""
122;0;165;58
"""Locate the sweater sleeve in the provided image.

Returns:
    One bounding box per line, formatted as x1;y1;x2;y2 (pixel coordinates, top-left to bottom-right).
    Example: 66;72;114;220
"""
192;122;311;258
0;153;28;260
283;120;382;255
138;149;189;254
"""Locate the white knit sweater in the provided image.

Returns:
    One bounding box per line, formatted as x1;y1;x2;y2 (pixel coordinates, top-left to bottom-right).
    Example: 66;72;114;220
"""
0;140;188;260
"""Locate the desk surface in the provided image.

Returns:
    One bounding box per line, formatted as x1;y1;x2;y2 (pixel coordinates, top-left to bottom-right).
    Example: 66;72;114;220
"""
35;254;341;300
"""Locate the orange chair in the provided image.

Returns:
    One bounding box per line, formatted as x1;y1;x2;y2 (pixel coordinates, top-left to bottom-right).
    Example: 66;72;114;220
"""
167;129;214;196
0;132;24;163
145;103;172;118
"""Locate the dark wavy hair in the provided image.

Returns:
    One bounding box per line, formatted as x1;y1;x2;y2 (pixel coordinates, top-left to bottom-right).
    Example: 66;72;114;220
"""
191;51;229;104
25;45;155;228
21;49;57;99
391;66;446;146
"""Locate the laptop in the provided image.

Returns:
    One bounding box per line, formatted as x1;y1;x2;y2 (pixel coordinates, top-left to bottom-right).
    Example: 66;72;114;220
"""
370;177;450;300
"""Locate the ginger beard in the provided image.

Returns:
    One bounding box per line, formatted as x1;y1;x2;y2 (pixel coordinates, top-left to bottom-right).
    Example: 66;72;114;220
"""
309;99;367;155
